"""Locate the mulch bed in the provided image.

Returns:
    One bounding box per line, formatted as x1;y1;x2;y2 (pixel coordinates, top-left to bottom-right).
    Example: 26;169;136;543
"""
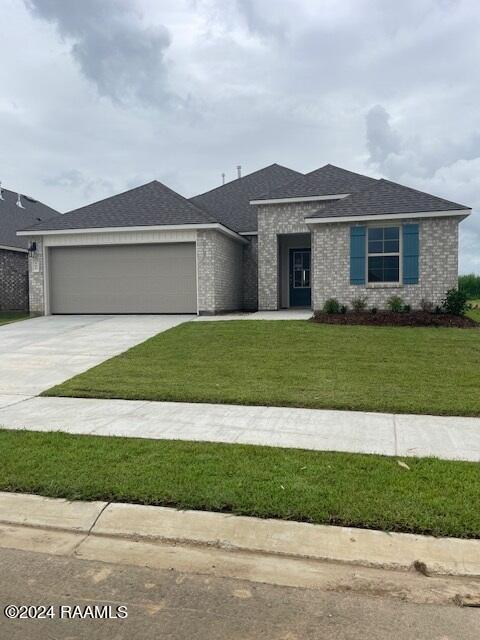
312;311;478;328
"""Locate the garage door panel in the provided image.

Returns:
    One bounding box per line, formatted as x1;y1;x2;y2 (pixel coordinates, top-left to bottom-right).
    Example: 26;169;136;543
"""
49;244;197;314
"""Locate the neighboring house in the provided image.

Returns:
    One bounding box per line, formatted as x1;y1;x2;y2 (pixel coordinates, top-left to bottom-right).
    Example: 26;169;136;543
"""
0;187;59;312
18;164;471;316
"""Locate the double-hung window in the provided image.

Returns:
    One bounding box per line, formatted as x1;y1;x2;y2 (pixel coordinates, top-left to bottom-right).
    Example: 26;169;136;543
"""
367;226;400;283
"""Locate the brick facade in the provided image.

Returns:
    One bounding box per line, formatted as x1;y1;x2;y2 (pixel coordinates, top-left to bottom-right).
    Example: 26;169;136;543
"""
25;215;460;316
257;201;459;311
197;230;243;314
242;235;258;310
28;238;46;315
312;216;459;310
257;202;325;309
0;248;29;311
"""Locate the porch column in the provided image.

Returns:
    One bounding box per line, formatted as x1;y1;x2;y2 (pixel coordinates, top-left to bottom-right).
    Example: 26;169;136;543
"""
258;227;279;311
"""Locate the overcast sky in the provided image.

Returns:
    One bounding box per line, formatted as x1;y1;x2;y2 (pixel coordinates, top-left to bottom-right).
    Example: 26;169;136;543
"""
1;0;479;272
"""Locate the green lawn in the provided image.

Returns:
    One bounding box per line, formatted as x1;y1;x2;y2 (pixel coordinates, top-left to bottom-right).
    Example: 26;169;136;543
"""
0;429;478;538
468;299;480;323
0;312;28;326
45;320;480;416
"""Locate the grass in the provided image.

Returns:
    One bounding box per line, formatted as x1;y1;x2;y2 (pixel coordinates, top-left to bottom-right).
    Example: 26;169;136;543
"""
467;299;480;323
0;312;28;326
0;429;479;538
45;320;480;416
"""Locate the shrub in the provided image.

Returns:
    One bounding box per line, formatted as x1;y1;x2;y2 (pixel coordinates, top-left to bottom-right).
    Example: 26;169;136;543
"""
404;304;411;313
340;304;348;314
387;295;405;313
441;288;469;316
351;296;368;312
420;298;434;313
323;298;341;314
370;307;378;315
434;305;443;315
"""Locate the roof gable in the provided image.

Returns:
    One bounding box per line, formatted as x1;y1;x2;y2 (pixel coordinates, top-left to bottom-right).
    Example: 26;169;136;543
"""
308;179;471;220
0;188;60;249
190;164;302;232
253;164;377;201
21;180;216;233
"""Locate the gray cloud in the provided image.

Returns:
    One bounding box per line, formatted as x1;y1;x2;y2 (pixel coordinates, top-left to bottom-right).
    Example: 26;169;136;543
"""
24;0;173;107
235;0;287;41
42;170;114;206
366;105;401;167
2;0;479;273
365;103;480;273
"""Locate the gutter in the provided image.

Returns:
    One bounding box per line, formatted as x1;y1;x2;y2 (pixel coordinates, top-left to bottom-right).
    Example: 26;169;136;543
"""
17;222;247;244
0;244;28;253
305;209;472;224
250;194;349;205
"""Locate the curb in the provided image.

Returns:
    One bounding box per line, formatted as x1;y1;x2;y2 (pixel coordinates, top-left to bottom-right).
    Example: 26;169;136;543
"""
0;492;479;577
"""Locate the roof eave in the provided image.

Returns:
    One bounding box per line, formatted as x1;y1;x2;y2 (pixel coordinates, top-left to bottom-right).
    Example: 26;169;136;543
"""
304;209;472;224
17;222;248;244
250;194;350;205
0;244;28;253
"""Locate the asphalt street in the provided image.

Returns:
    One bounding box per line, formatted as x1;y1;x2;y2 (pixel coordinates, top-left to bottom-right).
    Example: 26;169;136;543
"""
0;547;478;640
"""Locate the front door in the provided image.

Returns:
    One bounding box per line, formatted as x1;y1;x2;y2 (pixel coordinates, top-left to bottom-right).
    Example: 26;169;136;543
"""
289;248;311;307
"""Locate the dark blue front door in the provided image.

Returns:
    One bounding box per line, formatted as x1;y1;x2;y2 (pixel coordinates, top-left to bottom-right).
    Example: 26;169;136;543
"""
289;248;311;307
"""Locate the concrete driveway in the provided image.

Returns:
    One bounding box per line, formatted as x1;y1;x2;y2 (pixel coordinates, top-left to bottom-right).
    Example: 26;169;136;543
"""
0;315;192;397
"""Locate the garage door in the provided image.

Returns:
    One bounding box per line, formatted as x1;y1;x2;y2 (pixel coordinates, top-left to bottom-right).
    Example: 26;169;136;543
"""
49;243;197;314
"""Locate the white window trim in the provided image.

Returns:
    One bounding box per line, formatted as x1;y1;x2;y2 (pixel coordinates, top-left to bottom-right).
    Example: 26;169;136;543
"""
366;224;402;286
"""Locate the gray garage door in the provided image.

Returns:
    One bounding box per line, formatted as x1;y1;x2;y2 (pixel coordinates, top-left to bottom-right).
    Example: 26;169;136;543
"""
49;243;197;314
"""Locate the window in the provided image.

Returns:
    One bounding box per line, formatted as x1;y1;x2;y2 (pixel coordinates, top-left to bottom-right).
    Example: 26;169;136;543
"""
367;226;400;283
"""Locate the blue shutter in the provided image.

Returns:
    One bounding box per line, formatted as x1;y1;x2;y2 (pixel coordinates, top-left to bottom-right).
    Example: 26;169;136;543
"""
403;224;419;284
350;226;366;285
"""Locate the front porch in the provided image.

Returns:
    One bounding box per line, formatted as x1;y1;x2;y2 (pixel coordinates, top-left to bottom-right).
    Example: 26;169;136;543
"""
278;233;312;309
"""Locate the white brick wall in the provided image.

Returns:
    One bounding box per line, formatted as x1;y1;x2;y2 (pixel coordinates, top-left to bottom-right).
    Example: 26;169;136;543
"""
197;230;243;313
257;201;329;309
312;216;459;310
28;237;45;315
242;235;258;310
257;201;460;311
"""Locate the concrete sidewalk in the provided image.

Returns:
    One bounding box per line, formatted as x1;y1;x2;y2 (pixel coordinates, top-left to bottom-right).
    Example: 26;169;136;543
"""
0;395;479;461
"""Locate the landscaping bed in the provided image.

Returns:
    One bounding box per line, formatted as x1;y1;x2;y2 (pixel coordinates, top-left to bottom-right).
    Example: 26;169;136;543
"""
44;320;480;416
312;311;478;328
0;429;479;539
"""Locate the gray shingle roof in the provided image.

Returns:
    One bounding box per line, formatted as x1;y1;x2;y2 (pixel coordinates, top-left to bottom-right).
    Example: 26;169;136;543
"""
308;179;471;219
190;164;302;232
252;164;377;200
21;180;216;233
0;188;60;249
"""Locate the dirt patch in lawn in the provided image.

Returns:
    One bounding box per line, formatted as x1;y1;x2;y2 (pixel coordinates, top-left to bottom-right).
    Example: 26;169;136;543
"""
312;311;479;328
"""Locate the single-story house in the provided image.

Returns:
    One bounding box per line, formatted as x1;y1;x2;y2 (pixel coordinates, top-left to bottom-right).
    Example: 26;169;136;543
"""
18;164;471;315
0;186;59;312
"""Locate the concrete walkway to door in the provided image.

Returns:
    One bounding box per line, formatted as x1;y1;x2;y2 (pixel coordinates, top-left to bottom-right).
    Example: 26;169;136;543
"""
0;315;193;396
